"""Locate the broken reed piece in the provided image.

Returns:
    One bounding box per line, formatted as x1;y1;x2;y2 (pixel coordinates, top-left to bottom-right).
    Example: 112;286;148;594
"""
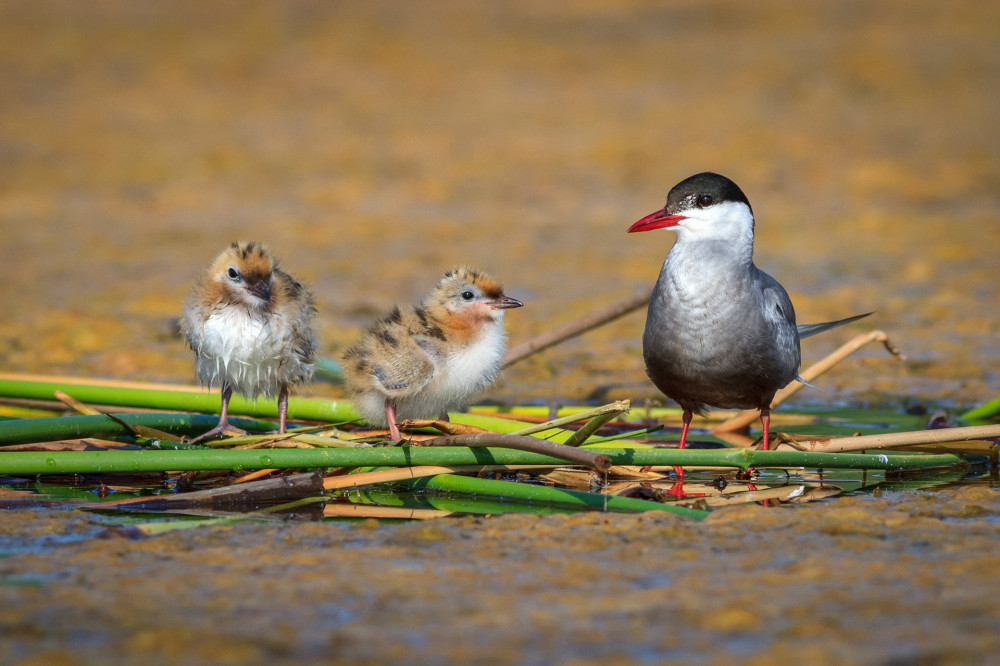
54;389;184;442
781;423;1000;454
417;433;612;472
713;329;905;434
502;286;653;368
397;419;491;436
509;400;632;437
322;464;547;491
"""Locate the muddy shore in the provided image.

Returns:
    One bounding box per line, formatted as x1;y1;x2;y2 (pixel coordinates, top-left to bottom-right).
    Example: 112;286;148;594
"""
2;1;998;663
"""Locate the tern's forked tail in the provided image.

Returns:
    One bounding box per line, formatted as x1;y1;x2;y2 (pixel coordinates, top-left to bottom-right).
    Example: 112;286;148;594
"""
797;312;873;339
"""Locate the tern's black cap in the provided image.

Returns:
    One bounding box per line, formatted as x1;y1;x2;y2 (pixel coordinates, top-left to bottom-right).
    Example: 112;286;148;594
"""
665;172;752;215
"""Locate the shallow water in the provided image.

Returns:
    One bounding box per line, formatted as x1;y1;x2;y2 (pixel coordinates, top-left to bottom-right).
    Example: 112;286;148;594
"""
1;0;998;408
1;1;999;662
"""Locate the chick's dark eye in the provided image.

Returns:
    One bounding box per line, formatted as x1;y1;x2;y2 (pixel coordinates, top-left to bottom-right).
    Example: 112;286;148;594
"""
461;290;475;301
227;267;241;280
697;194;713;208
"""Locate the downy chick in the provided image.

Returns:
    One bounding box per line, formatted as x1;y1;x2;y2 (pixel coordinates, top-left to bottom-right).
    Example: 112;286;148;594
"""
181;241;318;441
342;267;522;441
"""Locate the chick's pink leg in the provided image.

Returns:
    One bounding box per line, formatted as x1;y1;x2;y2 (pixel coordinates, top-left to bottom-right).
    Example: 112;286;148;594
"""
277;386;289;434
218;385;234;430
384;398;401;442
188;385;246;443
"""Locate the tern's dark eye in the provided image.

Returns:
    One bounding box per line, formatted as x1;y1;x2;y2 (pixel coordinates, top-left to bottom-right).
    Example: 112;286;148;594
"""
697;194;713;208
227;267;241;281
461;290;475;301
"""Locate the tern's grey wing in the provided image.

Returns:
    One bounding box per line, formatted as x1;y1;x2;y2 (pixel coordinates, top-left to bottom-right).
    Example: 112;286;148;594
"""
797;312;872;339
756;271;801;375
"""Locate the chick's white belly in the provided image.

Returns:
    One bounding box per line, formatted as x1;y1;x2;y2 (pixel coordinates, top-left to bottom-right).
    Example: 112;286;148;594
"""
192;310;312;398
435;325;506;401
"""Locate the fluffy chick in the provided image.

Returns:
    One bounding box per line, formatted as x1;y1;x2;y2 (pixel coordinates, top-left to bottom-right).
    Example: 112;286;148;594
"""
342;267;522;441
180;241;318;440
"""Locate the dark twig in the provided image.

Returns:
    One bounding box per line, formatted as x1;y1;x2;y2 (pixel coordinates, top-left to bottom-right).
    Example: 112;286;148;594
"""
418;433;612;472
81;473;324;510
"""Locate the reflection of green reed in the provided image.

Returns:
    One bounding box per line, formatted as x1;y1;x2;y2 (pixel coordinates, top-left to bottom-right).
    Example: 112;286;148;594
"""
359;477;710;518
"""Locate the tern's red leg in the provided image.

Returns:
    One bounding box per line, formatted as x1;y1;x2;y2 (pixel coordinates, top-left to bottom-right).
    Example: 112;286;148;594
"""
657;409;694;498
740;407;772;481
678;409;692;449
748;408;771;505
673;409;692;481
760;407;771;451
385;398;401;442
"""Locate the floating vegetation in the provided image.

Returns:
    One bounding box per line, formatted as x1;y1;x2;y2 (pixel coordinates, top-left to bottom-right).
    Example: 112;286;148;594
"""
1;371;997;533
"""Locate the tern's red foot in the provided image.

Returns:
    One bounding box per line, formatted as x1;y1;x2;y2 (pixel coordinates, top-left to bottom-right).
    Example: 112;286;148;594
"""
665;480;687;499
663;479;706;501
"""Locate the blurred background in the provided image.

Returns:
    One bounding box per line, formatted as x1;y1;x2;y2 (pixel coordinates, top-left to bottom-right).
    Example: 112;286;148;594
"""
0;0;997;409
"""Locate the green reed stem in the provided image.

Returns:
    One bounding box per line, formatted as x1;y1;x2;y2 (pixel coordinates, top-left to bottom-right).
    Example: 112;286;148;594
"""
0;377;362;423
0;412;276;447
961;395;1000;422
0;446;966;475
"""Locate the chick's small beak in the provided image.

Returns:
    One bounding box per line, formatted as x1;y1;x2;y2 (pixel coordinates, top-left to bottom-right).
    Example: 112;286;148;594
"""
627;209;686;233
246;280;271;303
489;296;523;310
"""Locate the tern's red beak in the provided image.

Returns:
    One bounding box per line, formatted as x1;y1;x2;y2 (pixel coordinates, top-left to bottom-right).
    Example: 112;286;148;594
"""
627;209;686;233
